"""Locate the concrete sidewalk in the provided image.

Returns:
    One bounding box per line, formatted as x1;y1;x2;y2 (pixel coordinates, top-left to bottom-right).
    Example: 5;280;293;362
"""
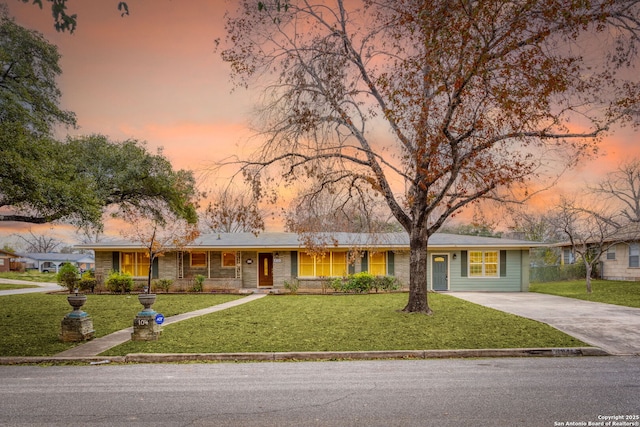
451;292;640;356
55;293;267;357
0;279;65;295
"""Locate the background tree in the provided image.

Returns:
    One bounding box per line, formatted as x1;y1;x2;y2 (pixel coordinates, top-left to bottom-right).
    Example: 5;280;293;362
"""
13;229;62;253
220;0;640;313
1;9;198;229
201;186;264;234
21;0;129;33
1;4;75;134
120;208;200;292
1;133;199;228
551;196;631;293
590;158;640;224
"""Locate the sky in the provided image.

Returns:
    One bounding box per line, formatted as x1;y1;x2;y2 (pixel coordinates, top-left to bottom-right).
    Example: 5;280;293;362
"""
2;0;640;248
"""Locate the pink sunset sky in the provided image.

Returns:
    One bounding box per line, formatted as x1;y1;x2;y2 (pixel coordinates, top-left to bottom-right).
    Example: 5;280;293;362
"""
2;0;640;246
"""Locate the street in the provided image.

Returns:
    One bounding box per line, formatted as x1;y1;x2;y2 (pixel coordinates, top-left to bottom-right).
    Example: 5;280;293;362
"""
0;357;638;426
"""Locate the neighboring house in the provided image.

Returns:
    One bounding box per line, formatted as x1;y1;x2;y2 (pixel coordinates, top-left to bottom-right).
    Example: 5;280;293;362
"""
558;225;640;281
79;232;538;292
0;249;17;273
17;253;96;273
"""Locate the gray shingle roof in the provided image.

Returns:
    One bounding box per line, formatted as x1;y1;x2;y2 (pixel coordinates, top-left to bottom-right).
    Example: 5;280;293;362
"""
79;232;540;250
16;253;95;263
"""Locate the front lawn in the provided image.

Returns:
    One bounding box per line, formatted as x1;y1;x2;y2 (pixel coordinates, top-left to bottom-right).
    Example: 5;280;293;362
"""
102;293;586;356
530;280;640;308
0;293;243;357
0;271;58;283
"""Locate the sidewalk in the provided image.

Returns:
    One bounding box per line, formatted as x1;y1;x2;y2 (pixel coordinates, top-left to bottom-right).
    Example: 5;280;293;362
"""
0;279;65;295
54;293;267;357
451;292;640;356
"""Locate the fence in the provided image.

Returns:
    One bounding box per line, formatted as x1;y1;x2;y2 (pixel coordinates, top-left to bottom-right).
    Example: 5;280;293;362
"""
530;262;596;283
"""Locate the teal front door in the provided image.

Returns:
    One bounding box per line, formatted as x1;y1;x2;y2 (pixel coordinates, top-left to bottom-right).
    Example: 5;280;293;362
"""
432;255;448;291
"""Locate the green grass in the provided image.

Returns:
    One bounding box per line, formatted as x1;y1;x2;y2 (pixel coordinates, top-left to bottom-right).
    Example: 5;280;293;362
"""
530;280;640;308
0;283;40;290
102;293;586;356
0;294;243;357
0;271;58;283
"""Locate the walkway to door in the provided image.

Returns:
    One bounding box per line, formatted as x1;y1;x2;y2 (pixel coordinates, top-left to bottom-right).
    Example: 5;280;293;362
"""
451;292;640;356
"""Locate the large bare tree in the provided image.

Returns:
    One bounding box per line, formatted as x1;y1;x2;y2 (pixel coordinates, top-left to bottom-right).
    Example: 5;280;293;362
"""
220;0;640;313
591;158;640;224
552;196;627;293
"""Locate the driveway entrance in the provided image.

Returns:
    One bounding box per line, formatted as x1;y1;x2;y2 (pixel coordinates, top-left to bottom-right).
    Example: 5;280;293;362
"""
451;292;640;355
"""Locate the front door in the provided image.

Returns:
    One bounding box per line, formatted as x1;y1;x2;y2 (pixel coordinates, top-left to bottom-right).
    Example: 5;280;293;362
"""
432;255;448;291
258;253;273;287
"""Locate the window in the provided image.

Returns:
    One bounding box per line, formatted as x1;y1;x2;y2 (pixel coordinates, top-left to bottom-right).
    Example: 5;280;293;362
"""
221;252;236;268
469;251;498;277
299;252;315;277
563;249;575;265
191;252;207;267
606;246;616;260
630;244;640;268
332;252;347;277
369;252;386;276
121;252;150;277
298;251;349;277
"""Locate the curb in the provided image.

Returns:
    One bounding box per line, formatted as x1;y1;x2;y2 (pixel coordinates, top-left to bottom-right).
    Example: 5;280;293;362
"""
0;347;610;365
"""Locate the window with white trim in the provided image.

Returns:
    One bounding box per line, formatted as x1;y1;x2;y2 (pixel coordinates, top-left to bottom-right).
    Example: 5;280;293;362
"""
606;246;616;260
563;249;575;265
469;251;498;277
630;243;639;268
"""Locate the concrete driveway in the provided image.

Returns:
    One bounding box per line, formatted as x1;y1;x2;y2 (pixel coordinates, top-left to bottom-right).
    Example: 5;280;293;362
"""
451;292;640;356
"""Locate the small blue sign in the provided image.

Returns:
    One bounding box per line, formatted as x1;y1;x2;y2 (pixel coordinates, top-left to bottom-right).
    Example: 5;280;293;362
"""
155;313;165;325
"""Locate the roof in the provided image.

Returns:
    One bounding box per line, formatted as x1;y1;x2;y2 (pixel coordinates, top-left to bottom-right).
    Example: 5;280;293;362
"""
555;223;640;247
16;253;95;263
78;232;541;251
0;249;17;257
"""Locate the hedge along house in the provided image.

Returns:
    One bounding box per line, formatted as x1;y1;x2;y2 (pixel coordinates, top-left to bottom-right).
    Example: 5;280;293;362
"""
81;232;538;292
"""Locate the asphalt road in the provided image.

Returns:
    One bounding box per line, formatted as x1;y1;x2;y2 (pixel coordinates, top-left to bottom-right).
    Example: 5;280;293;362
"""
1;357;638;426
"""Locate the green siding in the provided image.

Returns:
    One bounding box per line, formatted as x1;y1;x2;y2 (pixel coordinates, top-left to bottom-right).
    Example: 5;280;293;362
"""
460;251;467;277
449;249;527;292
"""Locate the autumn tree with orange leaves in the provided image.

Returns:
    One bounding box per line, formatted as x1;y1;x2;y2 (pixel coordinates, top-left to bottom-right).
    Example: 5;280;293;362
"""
219;0;640;313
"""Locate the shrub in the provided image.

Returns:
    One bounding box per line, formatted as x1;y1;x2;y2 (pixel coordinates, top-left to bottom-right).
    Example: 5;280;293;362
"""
105;271;134;294
56;263;80;293
372;275;401;292
330;273;401;294
330;277;346;292
190;274;205;292
154;278;173;293
347;272;374;293
283;278;300;294
78;270;97;293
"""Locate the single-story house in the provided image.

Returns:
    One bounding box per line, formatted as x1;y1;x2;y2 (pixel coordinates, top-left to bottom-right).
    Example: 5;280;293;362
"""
79;232;539;292
17;253;96;273
559;225;640;281
0;249;17;273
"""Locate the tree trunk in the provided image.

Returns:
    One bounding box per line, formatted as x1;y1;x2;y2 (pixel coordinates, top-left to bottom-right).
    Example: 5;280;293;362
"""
147;253;154;293
585;263;592;294
402;231;432;314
